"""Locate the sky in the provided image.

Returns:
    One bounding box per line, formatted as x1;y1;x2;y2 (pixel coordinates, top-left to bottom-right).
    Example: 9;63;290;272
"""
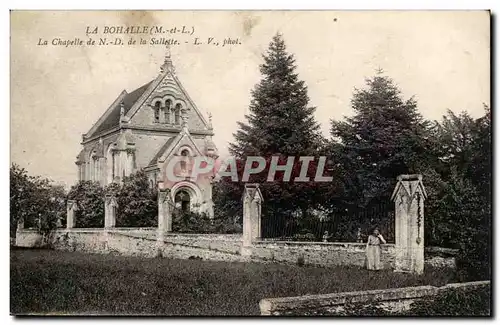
10;11;490;188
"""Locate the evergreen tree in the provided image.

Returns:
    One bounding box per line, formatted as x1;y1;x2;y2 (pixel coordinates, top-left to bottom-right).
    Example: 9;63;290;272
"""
330;72;434;202
429;106;491;279
467;104;491;197
217;33;329;238
229;33;322;157
434;109;478;177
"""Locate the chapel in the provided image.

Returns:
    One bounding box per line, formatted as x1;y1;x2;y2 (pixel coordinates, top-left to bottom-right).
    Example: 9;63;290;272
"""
75;48;218;216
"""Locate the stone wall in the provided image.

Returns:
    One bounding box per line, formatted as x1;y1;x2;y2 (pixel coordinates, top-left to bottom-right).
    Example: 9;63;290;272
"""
15;229;455;268
15;229;244;262
259;280;490;315
251;241;456;269
252;241;396;268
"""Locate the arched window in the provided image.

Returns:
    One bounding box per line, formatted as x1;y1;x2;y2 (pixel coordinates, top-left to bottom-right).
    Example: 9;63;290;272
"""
153;102;160;123
180;149;189;172
174;103;181;124
164;100;172;124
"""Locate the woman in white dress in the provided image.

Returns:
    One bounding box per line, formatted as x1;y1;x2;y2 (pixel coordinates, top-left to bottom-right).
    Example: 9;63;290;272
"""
366;228;386;270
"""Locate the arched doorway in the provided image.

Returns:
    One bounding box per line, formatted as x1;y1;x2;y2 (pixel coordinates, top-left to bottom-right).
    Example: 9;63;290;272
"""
170;181;203;214
175;189;191;212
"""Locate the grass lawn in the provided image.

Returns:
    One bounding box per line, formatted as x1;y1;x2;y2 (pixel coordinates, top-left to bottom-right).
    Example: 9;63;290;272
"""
11;248;458;316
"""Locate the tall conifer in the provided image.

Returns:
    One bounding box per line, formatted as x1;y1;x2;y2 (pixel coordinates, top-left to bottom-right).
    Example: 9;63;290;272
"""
230;33;322;157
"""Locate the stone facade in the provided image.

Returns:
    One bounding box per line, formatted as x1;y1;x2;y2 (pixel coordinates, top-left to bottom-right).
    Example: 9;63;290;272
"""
75;47;218;216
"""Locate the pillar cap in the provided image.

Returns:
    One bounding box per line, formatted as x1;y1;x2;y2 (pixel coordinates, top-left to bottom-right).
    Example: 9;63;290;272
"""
67;200;79;211
397;174;423;182
105;195;118;206
391;174;427;201
242;183;264;202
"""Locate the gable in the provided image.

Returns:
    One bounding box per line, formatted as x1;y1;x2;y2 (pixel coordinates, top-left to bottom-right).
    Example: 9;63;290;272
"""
127;71;209;131
148;131;205;169
160;132;204;163
83;52;212;142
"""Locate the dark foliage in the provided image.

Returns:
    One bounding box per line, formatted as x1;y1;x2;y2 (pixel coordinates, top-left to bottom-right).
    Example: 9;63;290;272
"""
172;207;242;234
10;164;66;237
289;285;490;316
229;33;323;158
105;170;158;227
67;181;105;228
329;72;434;203
222;33;329;235
406;285;490;316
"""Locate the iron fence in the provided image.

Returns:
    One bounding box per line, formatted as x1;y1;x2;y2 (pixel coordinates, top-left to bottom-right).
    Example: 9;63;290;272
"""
261;197;395;243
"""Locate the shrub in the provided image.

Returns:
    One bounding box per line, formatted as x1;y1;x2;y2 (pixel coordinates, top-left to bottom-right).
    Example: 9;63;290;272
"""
10;164;66;238
67;181;105;228
406;285;491;316
456;225;491;281
106;171;157;227
172;206;242;234
316;285;491;316
172;208;211;233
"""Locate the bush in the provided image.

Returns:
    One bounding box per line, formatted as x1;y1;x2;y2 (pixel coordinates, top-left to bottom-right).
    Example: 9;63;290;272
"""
67;181;105;228
315;285;491;316
172;206;242;234
406;285;490;316
456;225;491;281
106;171;157;227
10;164;66;237
172;208;211;233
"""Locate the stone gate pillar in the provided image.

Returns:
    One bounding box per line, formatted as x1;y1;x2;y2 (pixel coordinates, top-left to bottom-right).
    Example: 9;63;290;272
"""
391;174;427;274
66;200;77;229
158;188;173;239
241;184;264;256
17;218;24;231
104;195;118;228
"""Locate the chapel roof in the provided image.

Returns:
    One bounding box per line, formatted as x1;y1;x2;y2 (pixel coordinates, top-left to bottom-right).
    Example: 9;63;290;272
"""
93;80;153;135
147;137;177;167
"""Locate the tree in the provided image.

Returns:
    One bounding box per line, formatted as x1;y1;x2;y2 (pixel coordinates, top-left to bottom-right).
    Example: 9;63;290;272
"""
428;106;491;279
106;170;158;227
229;33;323;158
433;110;478;176
329;72;434;203
218;34;328;236
11;164;32;236
10;164;66;238
467;104;491;198
67;181;105;228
